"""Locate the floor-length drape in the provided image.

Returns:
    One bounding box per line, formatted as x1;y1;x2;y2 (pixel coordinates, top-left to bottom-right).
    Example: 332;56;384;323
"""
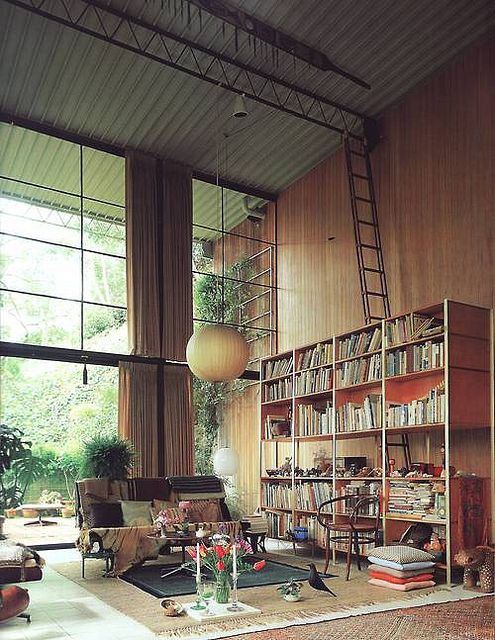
119;151;194;477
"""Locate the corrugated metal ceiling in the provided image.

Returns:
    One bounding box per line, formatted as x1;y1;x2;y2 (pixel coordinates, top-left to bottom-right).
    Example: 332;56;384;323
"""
0;0;493;199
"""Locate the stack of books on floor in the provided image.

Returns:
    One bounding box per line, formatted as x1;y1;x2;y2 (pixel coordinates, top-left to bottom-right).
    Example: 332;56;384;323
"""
367;546;436;591
240;515;268;535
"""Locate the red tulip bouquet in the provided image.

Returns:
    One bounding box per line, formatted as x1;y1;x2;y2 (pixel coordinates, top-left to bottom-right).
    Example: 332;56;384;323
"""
187;537;265;604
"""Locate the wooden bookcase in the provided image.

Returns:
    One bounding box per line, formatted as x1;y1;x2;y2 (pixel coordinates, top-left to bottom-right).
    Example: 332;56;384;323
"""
259;300;494;585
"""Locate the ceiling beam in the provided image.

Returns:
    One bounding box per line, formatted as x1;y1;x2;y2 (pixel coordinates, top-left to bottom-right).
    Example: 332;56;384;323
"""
185;0;371;89
6;0;373;137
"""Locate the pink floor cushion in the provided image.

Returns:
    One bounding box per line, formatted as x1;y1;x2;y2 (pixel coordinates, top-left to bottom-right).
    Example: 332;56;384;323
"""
368;577;435;591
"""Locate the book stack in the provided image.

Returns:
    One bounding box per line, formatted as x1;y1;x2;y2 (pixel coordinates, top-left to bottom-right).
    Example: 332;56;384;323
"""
298;402;333;436
295;367;332;395
335;394;382;432
387;383;445;427
386;314;443;346
297;342;332;370
338;353;381;387
338;327;382;359
387;480;440;518
263;356;293;380
241;515;269;535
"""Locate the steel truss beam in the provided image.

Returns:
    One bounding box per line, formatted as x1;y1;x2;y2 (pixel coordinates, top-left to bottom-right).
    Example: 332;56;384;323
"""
6;0;372;137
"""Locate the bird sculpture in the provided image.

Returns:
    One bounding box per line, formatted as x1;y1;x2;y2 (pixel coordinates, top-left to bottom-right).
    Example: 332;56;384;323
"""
308;563;337;597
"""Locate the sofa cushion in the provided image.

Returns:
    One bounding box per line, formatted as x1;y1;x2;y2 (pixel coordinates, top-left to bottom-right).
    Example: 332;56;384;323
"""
188;499;222;523
87;502;123;528
369;545;435;564
120;501;153;526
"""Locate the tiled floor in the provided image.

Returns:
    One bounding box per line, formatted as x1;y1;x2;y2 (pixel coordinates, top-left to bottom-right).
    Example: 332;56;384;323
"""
1;546;486;640
1;549;155;640
3;518;77;546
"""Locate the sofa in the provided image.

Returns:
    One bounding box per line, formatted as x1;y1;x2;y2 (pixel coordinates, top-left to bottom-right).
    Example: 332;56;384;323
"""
0;541;44;623
75;475;241;575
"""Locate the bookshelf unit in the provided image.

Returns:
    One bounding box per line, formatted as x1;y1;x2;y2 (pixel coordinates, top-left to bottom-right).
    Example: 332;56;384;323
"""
259;300;494;585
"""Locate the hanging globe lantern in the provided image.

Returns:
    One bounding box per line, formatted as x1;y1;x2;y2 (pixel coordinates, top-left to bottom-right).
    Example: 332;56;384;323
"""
213;447;239;476
186;324;249;382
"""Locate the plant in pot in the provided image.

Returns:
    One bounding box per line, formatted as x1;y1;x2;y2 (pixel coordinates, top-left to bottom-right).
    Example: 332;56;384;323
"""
80;434;135;480
277;579;303;602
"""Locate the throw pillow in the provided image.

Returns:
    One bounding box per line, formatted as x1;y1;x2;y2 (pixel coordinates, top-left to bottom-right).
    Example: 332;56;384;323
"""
151;499;176;520
369;545;435;564
120;500;152;526
87;502;123;528
368;571;434;584
368;578;435;591
367;556;435;571
187;499;222;523
368;564;433;578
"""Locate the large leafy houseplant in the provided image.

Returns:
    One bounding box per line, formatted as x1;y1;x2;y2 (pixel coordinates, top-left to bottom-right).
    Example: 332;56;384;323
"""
0;424;45;511
80;434;135;480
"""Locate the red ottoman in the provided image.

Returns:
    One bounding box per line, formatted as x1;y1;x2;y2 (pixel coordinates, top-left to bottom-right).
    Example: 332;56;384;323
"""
0;586;30;623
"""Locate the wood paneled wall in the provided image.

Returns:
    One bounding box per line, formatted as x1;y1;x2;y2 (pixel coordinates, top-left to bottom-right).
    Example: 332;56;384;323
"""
225;34;495;512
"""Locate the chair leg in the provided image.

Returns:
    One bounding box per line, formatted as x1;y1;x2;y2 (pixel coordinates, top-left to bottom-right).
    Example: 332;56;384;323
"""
17;613;31;623
354;533;361;571
346;532;353;581
323;531;330;575
81;556;85;579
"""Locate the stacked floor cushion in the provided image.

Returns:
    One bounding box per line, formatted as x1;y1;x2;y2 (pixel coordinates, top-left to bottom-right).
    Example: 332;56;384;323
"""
367;545;436;591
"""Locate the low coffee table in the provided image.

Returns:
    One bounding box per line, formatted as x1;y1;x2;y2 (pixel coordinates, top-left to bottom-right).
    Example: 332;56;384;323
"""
153;534;203;580
19;503;63;526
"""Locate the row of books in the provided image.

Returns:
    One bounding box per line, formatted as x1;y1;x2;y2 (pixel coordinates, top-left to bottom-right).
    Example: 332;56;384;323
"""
335;394;382;432
337;353;381;387
295;367;332;396
262;483;293;510
295;481;333;511
387;383;445;427
263;414;291;439
263;355;293;380
338;327;382;360
296;342;333;370
297;402;333;436
334;481;380;516
265;510;293;539
385;313;443;346
387;480;441;517
386;341;444;376
262;377;293;402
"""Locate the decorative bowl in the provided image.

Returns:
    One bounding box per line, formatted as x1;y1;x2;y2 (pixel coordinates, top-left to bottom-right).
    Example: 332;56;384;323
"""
160;599;184;616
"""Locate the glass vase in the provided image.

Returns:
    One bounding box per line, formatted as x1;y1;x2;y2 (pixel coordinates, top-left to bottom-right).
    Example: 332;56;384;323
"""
215;575;230;604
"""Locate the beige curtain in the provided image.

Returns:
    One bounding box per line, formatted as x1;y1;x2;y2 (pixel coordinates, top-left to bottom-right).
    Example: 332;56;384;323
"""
119;151;194;477
118;363;159;477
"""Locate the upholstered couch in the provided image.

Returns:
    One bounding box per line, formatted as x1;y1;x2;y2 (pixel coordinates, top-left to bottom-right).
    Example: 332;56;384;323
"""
75;475;240;575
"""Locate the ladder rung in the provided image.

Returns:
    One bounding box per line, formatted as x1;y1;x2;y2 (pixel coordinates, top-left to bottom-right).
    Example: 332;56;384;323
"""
352;173;369;180
367;292;387;297
360;243;379;250
355;196;372;203
369;316;384;320
357;219;374;226
351;150;366;157
362;267;382;273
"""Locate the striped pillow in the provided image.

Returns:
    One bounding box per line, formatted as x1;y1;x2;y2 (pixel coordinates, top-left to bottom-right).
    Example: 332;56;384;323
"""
369;545;435;564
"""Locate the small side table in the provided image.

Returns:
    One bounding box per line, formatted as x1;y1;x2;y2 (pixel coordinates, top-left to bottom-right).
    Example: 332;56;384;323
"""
244;530;267;554
148;534;204;580
81;550;115;578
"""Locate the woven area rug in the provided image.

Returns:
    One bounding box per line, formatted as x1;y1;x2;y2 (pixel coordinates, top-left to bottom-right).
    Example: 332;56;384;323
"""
121;557;336;598
233;595;494;640
51;553;449;639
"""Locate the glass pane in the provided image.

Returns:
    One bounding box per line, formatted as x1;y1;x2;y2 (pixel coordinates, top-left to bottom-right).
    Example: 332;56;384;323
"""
0;235;81;299
0;291;80;348
0;180;81;246
83;253;126;306
192;228;222;275
0;123;80;194
83;304;128;353
82;147;125;206
224;236;273;287
83;199;125;256
224;281;272;330
193;180;222;233
223;187;269;239
193;273;223;323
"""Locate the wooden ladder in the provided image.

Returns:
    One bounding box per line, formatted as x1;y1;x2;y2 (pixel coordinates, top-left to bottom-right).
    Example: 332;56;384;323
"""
343;135;391;324
385;433;412;471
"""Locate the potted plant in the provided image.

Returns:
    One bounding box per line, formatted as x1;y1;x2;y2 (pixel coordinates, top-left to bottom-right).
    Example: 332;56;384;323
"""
277;579;303;602
80;434;135;480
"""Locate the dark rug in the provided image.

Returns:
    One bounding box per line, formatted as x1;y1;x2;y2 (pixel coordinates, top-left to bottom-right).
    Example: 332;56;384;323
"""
121;557;335;598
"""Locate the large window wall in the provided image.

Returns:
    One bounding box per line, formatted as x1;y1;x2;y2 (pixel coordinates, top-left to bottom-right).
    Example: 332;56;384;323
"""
0;123;127;353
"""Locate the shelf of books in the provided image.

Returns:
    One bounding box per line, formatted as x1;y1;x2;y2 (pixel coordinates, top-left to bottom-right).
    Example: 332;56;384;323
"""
259;301;494;583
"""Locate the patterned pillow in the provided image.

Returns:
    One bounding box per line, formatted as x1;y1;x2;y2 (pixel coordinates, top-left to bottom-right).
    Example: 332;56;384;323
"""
120;500;153;526
87;502;123;528
369;545;435;564
187;499;222;523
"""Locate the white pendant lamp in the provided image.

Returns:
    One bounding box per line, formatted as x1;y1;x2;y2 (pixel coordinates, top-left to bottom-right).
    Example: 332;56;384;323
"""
186;323;249;382
213;446;239;476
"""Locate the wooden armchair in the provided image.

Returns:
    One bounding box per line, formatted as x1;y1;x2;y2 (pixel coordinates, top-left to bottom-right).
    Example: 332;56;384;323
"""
317;495;380;580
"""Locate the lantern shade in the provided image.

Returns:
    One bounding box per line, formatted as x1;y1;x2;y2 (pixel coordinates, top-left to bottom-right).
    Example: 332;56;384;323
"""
213;447;239;476
186;324;249;382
